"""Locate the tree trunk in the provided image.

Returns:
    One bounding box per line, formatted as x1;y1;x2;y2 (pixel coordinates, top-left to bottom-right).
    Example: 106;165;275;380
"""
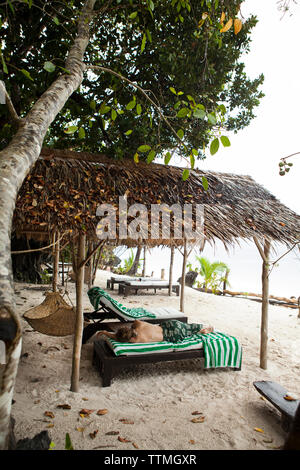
168;245;175;296
70;233;86;393
180;240;188;313
127;246;142;276
260;239;271;369
52;231;60;292
0;0;96;449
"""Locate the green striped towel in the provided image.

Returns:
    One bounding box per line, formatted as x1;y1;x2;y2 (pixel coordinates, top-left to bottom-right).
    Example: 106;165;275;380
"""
105;331;242;370
88;287;156;319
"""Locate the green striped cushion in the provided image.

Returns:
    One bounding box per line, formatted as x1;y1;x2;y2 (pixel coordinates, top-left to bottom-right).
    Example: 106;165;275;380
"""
105;331;242;370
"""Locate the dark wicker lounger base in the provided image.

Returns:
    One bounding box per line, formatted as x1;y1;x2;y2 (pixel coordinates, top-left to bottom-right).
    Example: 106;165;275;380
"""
93;340;205;387
93;339;241;387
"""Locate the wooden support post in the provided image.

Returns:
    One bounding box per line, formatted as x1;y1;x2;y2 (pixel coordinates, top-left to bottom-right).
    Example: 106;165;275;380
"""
260;238;271;370
161;268;165;280
70;232;86;393
180;240;188;313
142;246;147;277
52;231;60;292
168;245;175;296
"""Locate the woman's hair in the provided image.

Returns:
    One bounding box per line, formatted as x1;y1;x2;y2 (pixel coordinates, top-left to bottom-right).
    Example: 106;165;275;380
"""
115;326;135;342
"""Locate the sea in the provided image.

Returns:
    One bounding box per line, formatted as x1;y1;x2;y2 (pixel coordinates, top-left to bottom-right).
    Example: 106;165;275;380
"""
118;240;300;299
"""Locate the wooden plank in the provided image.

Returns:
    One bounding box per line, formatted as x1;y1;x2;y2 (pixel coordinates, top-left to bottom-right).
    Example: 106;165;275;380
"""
253;381;299;423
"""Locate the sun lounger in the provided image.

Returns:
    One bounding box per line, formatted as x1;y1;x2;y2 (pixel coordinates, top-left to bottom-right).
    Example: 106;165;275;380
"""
106;276;161;290
83;287;187;343
118;279;180;296
93;330;242;386
253;381;300;431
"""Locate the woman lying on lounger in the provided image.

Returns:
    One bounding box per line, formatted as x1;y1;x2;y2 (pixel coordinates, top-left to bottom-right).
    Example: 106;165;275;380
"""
96;319;214;343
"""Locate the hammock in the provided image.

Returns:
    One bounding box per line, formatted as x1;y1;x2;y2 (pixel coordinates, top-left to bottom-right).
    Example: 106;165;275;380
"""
23;292;76;336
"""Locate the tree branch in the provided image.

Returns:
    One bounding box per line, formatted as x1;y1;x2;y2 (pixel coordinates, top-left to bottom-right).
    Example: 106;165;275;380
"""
0;81;22;125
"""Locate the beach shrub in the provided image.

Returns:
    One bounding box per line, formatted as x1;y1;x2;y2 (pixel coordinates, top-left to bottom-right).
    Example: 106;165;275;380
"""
194;257;230;293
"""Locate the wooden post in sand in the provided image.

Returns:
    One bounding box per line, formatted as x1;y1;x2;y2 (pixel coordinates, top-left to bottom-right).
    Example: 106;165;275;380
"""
254;236;271;369
52;231;60;292
180;239;188;313
71;232;86;393
142;246;147;277
168;245;175;296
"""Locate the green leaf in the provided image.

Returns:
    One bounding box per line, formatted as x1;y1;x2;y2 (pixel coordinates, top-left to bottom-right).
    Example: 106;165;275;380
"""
129;11;138;19
147;150;156;163
182;169;190;181
192;148;198;156
210;138;219;155
208;113;217;125
64;125;78;134
111;108;117;121
78;127;85;139
90;100;96;110
220;135;231;147
141;33;147;53
65;433;74;451
177;108;189;118
164;151;171;165
126;100;136;110
190;153;195;169
100;104;111;114
202;176;209;191
134;152;139;163
44;61;56;73
21;69;33;81
193;108;206;119
124;130;133;136
169;87;177;95
53;16;60;25
136;103;142;115
138;144;151;152
177;129;184;139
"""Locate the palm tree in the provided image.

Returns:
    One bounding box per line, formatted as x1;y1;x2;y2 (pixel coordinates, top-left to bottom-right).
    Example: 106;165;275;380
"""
195;256;230;292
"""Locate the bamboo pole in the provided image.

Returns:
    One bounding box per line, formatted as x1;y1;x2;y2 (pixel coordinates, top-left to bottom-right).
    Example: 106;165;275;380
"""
168;245;175;296
180;240;188;313
52;231;60;292
260;238;271;369
70;232;86;393
142;246;146;277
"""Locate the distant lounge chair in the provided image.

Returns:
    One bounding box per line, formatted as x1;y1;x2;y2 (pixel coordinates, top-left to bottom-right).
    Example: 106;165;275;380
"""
106;276;161;290
118;279;180;297
83;287;187;343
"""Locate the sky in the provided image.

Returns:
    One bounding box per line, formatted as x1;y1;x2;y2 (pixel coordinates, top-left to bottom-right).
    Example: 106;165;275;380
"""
190;0;300;214
118;1;300;297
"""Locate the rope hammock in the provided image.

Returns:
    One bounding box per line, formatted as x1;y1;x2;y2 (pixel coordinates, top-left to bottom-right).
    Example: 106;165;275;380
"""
23;291;76;336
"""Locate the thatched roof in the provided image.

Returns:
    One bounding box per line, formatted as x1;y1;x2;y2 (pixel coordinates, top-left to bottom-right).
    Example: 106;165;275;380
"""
12;148;300;248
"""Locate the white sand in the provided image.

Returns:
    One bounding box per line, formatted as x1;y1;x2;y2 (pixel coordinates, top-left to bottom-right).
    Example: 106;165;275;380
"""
9;269;300;451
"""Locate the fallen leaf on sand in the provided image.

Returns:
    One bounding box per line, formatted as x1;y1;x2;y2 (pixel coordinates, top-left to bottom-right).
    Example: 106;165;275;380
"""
254;427;264;433
106;431;119;436
89;430;98;439
191;417;205;423
79;408;95;417
97;409;108;415
44;411;55;419
46;423;54;428
118;436;131;443
191;411;203;415
132;442;139;449
57;404;71;410
76;427;84;432
189;440;196;444
119;418;134;424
